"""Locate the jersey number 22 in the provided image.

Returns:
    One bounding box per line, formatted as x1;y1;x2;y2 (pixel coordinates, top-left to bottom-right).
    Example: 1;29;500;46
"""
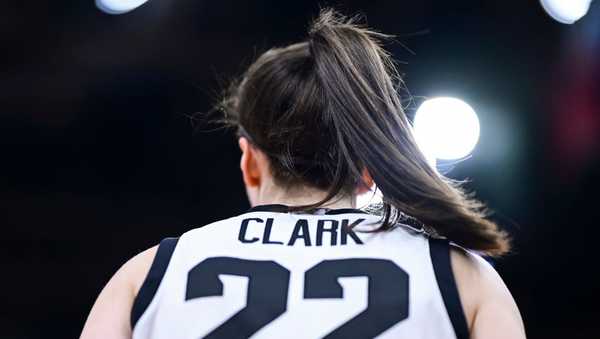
186;257;409;338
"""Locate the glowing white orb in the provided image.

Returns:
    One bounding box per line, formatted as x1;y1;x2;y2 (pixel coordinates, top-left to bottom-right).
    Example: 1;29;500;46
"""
95;0;150;14
540;0;593;24
413;97;480;161
356;185;383;208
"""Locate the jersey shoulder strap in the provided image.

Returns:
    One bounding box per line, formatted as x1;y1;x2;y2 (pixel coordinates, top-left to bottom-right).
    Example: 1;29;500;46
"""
429;238;470;339
131;237;179;328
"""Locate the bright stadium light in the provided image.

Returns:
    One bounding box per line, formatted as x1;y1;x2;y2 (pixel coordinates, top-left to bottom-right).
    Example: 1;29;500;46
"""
540;0;593;24
95;0;151;15
413;97;480;161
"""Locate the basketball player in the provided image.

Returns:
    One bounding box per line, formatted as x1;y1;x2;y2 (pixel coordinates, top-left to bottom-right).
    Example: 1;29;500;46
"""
81;9;525;339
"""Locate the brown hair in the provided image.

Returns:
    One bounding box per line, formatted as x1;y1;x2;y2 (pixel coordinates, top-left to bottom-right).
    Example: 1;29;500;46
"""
218;9;509;256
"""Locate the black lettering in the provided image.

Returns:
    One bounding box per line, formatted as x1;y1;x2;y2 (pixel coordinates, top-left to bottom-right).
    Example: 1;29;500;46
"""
239;218;262;243
262;218;284;245
186;258;290;337
287;219;311;246
304;259;408;337
316;219;338;246
341;219;365;245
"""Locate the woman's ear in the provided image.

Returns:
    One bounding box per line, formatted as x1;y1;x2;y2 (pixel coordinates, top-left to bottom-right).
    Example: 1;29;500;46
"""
239;137;261;187
356;168;374;194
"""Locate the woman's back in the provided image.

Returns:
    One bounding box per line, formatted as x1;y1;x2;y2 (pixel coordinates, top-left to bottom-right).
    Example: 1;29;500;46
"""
80;8;525;339
131;206;467;339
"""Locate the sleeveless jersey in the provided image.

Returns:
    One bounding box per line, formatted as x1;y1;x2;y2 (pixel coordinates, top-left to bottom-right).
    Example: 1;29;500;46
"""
131;205;469;339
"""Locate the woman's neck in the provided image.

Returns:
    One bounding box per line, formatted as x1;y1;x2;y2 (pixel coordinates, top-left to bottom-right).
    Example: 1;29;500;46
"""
253;182;355;209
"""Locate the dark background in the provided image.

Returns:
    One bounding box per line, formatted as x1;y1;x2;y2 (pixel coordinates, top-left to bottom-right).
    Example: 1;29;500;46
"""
2;1;599;338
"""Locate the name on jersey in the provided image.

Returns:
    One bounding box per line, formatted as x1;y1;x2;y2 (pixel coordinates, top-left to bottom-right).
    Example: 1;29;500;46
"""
238;217;365;246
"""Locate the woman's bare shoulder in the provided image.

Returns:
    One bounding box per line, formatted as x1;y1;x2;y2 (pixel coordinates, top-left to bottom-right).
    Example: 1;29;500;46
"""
450;247;527;339
79;245;158;339
125;245;159;294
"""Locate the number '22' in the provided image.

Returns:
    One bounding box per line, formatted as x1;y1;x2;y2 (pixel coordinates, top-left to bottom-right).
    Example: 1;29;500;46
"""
186;257;409;338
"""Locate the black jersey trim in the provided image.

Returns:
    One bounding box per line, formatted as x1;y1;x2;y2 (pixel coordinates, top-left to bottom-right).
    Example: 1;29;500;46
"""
247;204;290;213
247;204;367;215
130;237;179;329
324;208;367;215
429;238;470;339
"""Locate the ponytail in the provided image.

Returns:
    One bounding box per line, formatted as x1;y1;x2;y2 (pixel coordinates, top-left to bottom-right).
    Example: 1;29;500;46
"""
220;8;509;256
307;9;509;256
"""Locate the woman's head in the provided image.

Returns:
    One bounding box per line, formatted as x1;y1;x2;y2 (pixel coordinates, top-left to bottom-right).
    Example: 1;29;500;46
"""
232;41;346;192
219;9;510;256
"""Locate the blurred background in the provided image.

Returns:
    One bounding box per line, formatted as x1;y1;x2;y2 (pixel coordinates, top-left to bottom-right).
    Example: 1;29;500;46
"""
1;1;599;338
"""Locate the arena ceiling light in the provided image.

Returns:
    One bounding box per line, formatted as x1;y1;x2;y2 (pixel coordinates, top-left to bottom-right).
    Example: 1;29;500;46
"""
96;0;150;14
413;97;481;163
540;0;594;24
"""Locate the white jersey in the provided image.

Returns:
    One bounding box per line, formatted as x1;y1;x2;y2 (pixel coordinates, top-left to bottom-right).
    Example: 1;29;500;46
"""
131;205;469;339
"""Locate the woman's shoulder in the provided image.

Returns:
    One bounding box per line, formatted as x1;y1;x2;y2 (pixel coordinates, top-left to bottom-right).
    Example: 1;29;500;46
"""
450;247;526;338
